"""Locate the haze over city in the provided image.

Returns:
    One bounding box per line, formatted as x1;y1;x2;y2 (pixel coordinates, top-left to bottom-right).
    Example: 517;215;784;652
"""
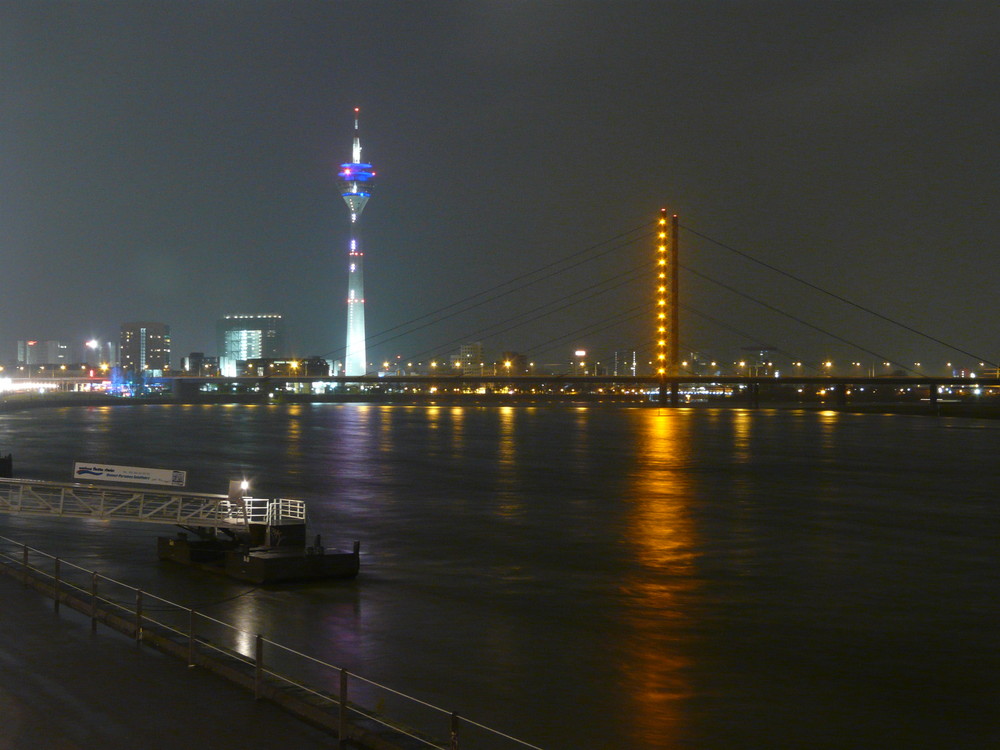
3;1;998;372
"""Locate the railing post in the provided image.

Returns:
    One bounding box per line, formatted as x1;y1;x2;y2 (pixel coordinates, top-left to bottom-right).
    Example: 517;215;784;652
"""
188;608;196;667
22;544;28;586
450;712;460;750
254;634;264;699
135;590;143;643
339;669;348;747
54;557;60;613
90;572;99;634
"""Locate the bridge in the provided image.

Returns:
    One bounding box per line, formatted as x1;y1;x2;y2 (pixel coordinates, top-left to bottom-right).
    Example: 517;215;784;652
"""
157;372;1000;405
4;372;999;412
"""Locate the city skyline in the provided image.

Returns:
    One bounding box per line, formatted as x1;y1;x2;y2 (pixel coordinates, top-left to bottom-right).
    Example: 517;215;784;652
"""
2;3;998;370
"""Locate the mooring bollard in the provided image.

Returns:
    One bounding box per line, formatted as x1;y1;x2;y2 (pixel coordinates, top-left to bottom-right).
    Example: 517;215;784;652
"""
90;572;98;634
188;608;196;667
135;590;143;643
54;557;60;613
339;669;349;747
254;634;264;700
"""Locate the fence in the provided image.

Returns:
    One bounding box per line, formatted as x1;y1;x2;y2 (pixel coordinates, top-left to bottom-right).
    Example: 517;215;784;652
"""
0;534;543;750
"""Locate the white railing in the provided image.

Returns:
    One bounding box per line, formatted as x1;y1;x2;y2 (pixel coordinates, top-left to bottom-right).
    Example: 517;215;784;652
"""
0;478;306;530
243;496;306;526
0;535;544;750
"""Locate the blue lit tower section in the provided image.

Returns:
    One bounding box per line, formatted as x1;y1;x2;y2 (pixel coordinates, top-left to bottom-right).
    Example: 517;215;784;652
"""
336;107;375;376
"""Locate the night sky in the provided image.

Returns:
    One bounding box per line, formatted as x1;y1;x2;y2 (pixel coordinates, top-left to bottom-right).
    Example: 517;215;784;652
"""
3;1;998;373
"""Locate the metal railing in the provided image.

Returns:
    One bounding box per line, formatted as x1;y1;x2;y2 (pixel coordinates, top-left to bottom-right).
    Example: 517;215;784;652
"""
0;478;308;530
0;534;543;750
244;496;306;525
0;478;248;529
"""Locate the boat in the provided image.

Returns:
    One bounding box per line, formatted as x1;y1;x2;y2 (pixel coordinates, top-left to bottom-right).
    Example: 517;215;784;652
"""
157;532;360;584
157;493;360;584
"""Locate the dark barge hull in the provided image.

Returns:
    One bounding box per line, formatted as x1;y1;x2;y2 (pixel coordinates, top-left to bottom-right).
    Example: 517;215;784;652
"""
157;536;360;584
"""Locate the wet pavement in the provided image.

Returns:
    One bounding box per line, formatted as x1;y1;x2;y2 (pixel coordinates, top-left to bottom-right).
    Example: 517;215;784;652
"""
0;573;337;750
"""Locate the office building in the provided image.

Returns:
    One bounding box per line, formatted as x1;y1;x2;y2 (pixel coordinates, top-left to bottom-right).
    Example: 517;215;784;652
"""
120;322;170;374
450;342;484;376
217;314;285;376
17;340;68;366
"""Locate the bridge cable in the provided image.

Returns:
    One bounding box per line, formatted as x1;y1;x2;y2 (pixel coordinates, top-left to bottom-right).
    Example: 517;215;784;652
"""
683;225;996;367
319;224;652;359
683;265;922;375
380;244;653;361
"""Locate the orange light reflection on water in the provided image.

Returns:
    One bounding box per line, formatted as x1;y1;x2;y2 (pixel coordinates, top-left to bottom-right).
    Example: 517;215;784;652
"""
496;406;522;518
620;409;699;748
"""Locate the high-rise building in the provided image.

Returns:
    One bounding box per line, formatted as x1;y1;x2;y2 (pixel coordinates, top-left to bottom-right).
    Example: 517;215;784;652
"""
182;352;219;377
17;340;68;366
613;349;637;377
336;108;375;376
451;342;484;376
120;322;170;374
216;314;285;377
84;339;118;367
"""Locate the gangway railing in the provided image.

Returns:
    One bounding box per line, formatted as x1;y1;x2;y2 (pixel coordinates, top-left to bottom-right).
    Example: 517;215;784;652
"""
0;477;257;529
0;535;544;750
244;496;306;526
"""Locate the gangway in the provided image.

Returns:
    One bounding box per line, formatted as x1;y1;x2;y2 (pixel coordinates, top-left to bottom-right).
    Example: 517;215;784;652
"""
0;477;304;531
0;477;357;584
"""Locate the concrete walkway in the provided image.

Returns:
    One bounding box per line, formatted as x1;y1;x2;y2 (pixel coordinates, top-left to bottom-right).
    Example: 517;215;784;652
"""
0;573;337;750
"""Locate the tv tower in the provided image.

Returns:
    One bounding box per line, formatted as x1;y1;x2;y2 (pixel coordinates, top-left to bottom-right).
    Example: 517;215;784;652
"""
336;107;375;376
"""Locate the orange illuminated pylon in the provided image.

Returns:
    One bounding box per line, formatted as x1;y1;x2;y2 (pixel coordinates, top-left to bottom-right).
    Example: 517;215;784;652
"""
656;209;668;376
655;208;679;377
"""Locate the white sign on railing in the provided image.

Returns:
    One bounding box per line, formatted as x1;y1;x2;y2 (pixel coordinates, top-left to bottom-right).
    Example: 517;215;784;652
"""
73;462;187;488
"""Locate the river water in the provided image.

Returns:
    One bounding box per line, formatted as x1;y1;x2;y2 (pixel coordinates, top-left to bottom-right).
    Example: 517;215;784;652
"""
0;403;998;749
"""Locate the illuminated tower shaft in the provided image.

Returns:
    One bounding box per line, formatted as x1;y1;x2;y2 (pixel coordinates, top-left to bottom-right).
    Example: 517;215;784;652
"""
337;108;375;376
655;208;679;376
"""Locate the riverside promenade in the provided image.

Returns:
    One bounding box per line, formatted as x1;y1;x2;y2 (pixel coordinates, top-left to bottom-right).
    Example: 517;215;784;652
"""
0;572;337;750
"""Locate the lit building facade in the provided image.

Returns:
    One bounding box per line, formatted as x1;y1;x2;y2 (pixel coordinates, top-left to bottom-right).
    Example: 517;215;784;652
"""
120;322;170;374
84;339;118;368
451;342;484;376
182;352;219;377
216;314;285;377
17;340;68;366
336;108;375;376
613;349;637;377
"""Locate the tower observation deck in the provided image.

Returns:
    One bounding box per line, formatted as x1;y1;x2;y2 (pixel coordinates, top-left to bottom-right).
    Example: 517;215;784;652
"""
336;108;375;376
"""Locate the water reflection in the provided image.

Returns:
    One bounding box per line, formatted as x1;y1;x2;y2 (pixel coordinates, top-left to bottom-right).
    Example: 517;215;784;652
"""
731;408;753;463
496;406;521;518
621;409;698;747
283;404;303;476
449;406;465;454
329;405;382;494
817;409;841;455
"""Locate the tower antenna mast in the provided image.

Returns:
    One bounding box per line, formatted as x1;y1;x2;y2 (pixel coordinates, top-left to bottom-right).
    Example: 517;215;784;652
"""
336;107;376;376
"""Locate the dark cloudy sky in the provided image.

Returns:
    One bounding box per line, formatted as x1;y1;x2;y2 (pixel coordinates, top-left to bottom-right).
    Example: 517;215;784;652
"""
2;1;998;373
